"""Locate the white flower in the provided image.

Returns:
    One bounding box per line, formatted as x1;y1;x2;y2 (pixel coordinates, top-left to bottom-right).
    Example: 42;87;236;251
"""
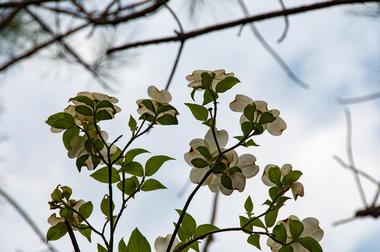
154;234;179;252
267;216;324;252
136;86;178;123
185;129;259;195
186;69;234;90
229;94;287;136
262;164;304;200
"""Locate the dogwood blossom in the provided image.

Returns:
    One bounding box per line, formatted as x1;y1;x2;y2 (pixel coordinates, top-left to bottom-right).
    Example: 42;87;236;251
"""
267;216;324;252
154;234;179;252
229;94;286;136
186;69;234;91
136;85;178;124
185;129;259;195
262;164;304;200
48;200;85;230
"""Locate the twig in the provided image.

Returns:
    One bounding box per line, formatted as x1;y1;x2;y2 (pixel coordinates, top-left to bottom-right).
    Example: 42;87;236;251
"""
0;6;22;31
237;0;309;89
164;3;185;90
202;192;219;252
64;220;80;252
0;186;58;252
344;108;368;207
0;0;53;8
108;0;378;54
0;22;89;72
277;0;289;43
337;90;380;104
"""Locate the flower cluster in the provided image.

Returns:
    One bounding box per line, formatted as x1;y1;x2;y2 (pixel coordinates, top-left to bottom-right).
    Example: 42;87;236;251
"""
262;164;304;200
154;234;179;252
267;216;324;252
184;129;259;195
186;69;235;91
230;94;286;136
136;85;179;125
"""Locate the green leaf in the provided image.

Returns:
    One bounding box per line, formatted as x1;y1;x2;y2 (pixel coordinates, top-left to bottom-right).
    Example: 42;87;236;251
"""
75;105;93;116
46;112;76;129
247;234;261;250
201;72;213;89
60;186;72;200
194;224;219;238
196;146;212;160
241;121;254;136
70;95;94;108
139;113;155;122
176;210;197;240
79;201;93;219
279;245;294;252
97;243;108;252
128;115;137;131
46;222;67;241
121;162;144;177
215;76;240;93
141;179;167;191
79;227;92;242
125;148;150;163
259;112;276;124
191;158;208;168
145;155;174;176
62;127;80;150
298;237;323;252
221;174;232;190
118;238;128;252
244;196;253;214
141;99;156;113
76;154;90;172
268;166;281;186
117;176;140;195
96;110;113;121
157;114;178;125
100;194;114;218
202;118;215;128
289;219;304;240
239;216;253;232
127;228;151;252
97;100;114;110
273;223;287;243
90;167;120;184
202;89;214;105
243;104;256;122
283;171;303;186
157;104;177;114
265;209;279;228
245;139;259;147
185;103;209;121
269;187;279;201
251;218;266;229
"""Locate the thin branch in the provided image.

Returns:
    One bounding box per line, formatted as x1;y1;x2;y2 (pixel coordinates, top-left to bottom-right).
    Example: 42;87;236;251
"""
202;192;219;252
337;90;380;104
25;9;112;89
333;155;379;186
0;0;54;8
0;186;58;252
0;6;22;31
344;108;368;207
64;220;80;252
108;0;378;54
237;0;309;89
277;0;289;43
0;22;89;72
164;3;185;90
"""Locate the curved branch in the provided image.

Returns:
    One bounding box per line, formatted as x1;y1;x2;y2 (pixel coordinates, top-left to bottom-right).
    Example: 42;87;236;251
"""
0;186;58;252
107;0;378;54
237;0;309;89
277;0;289;43
337;90;380;104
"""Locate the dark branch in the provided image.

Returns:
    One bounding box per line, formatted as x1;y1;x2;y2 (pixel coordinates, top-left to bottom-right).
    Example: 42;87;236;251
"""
277;0;289;43
337;90;380;104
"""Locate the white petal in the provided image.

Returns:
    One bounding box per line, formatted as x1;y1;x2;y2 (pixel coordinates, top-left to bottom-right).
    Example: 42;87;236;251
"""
280;163;292;177
231;172;246;192
48;213;64;226
219;184;233;195
189;167;211;185
291;182;304;200
148;86;172;103
253;100;268;112
204;129;228;154
50;127;64;133
184;138;207;166
229;94;253;112
208;175;221;192
261;165;275;187
154;234;179;252
238;154;259;178
267;237;281;252
267;116;287;136
301;217;324;241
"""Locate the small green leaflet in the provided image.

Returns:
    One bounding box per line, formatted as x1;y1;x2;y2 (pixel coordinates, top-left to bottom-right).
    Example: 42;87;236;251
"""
46;222;67;241
145;155;174;176
215;76;240;93
91;167;120;183
185;103;208;121
46;112;76;129
126;228;151;252
141;179;167;191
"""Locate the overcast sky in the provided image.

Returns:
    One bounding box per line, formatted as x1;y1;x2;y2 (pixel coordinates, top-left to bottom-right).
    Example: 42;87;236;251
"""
1;1;380;251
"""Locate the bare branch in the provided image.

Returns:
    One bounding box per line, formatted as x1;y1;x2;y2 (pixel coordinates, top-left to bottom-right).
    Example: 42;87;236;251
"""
108;0;377;54
337;90;380;105
0;6;22;31
237;0;309;89
277;0;289;43
0;0;55;8
0;186;58;252
202;192;219;252
0;22;89;72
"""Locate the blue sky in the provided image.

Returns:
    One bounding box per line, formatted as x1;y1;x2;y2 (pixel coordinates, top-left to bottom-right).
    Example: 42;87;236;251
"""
1;1;380;251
